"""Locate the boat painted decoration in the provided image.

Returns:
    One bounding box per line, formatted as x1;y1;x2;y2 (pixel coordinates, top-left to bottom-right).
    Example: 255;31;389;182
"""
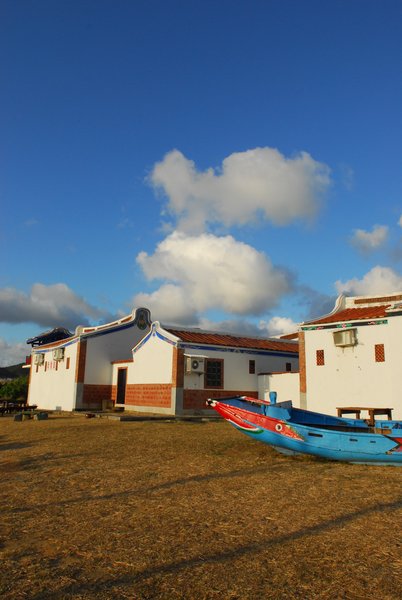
207;396;402;465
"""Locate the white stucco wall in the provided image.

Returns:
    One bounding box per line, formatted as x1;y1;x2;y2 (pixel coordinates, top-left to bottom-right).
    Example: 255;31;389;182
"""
125;333;173;384
28;341;78;411
84;323;151;384
184;348;298;391
258;372;300;405
304;319;402;419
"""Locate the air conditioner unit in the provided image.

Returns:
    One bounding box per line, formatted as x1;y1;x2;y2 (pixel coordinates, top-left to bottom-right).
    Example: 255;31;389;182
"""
185;356;205;374
53;347;65;361
34;353;45;365
333;328;357;347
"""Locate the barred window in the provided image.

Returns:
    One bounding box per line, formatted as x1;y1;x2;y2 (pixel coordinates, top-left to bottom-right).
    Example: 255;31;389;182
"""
249;360;255;374
375;344;385;362
316;349;325;366
205;359;224;388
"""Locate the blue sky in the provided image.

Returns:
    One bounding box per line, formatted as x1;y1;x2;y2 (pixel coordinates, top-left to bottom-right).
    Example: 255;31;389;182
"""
1;0;402;365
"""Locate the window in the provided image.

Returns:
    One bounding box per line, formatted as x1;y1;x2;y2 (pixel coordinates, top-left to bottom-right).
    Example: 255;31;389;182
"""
316;349;325;366
249;360;255;374
333;328;357;347
375;344;385;362
66;357;70;370
286;362;292;372
205;359;224;388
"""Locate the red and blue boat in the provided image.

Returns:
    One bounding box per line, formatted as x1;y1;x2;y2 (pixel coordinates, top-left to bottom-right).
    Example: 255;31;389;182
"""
207;396;402;465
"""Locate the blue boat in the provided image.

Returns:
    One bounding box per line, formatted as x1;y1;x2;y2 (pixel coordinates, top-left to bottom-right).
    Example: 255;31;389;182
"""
207;396;402;465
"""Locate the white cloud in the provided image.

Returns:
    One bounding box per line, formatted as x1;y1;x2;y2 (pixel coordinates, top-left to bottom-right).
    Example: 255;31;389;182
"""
398;215;402;227
134;284;196;325
150;148;331;233
350;225;388;253
258;316;299;337
0;283;105;330
0;339;28;367
134;231;293;323
196;317;264;338
335;266;402;296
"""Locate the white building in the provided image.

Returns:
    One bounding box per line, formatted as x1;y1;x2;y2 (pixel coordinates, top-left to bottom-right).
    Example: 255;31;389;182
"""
110;321;299;414
27;308;152;411
298;292;402;420
27;313;299;415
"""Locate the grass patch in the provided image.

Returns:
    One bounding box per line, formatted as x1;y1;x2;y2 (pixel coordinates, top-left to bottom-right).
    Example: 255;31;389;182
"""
0;414;401;599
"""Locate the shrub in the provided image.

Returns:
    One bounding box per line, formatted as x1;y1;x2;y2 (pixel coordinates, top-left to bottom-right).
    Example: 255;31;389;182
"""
0;376;29;402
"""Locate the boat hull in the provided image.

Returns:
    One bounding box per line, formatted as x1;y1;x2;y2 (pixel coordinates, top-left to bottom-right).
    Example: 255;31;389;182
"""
208;397;402;465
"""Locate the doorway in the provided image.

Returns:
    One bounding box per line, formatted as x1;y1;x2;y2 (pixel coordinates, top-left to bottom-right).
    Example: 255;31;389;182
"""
116;368;127;404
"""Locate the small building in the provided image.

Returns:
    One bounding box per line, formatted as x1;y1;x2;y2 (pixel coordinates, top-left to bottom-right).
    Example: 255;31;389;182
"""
27;308;152;412
111;321;299;414
298;292;402;419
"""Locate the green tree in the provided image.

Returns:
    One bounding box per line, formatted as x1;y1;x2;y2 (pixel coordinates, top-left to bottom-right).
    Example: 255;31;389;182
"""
0;376;29;401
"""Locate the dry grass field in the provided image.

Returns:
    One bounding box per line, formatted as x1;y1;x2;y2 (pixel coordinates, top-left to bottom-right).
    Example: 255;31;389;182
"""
0;414;401;600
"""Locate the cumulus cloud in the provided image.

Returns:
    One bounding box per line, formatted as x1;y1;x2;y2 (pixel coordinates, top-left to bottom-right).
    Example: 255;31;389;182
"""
0;283;106;330
335;266;402;296
350;225;389;253
150;148;331;233
134;284;196;326
258;316;299;337
0;339;28;367
134;231;293;323
191;316;298;338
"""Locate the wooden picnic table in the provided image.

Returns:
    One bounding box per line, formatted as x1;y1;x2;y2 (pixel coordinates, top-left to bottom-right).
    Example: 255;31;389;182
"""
337;406;393;427
0;399;37;415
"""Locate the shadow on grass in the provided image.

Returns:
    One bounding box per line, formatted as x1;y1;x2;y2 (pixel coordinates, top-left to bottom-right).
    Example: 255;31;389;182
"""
7;463;282;513
0;441;35;451
27;497;402;600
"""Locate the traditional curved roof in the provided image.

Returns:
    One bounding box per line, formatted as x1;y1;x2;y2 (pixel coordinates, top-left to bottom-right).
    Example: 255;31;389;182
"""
26;327;73;347
165;327;298;354
305;305;390;326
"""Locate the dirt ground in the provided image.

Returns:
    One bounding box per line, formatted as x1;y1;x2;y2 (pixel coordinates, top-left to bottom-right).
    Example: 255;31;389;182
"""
0;414;401;600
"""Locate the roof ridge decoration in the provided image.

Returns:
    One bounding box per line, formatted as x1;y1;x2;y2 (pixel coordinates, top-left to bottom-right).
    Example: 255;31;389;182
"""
353;293;402;306
301;294;346;327
76;307;151;338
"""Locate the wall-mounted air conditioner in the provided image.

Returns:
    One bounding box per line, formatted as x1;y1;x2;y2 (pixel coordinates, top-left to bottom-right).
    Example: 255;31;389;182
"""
185;356;206;374
53;347;65;361
34;353;45;365
333;328;357;347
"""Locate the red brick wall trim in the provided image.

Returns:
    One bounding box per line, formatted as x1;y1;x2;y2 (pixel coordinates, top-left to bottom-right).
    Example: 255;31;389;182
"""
82;384;113;408
124;384;172;408
183;389;258;411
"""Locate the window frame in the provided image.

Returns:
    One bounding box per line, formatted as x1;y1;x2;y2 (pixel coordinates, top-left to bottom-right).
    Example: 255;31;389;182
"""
204;358;224;389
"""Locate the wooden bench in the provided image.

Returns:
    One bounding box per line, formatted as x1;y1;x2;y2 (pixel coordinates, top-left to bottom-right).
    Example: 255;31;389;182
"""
337;406;393;427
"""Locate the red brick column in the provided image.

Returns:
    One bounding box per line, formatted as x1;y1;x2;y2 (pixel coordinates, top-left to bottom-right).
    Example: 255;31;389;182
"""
172;347;184;386
75;340;87;383
299;332;306;394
